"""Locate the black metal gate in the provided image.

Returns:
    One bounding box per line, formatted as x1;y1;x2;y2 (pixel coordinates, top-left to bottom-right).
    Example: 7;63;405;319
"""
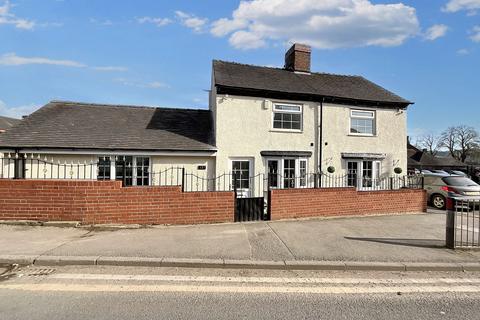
233;174;270;222
235;197;265;222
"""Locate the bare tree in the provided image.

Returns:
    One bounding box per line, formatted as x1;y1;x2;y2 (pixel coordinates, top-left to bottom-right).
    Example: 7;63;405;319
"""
456;125;480;162
416;133;442;156
440;126;480;163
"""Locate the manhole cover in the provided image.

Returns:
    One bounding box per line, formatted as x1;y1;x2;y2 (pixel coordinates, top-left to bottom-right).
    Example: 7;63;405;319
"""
26;268;56;277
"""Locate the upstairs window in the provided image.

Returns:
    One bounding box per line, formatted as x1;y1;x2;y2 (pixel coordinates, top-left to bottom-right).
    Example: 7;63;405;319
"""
273;104;302;131
350;109;375;135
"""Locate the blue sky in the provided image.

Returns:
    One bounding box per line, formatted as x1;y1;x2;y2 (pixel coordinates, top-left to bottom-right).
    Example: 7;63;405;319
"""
0;0;479;137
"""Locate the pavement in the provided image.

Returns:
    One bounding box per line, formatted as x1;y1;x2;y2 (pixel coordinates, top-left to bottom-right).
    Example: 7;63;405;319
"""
1;210;480;271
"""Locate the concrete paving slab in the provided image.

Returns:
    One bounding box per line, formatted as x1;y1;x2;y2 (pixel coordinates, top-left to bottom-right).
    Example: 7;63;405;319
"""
268;213;475;263
0;225;89;256
45;224;252;259
242;223;295;261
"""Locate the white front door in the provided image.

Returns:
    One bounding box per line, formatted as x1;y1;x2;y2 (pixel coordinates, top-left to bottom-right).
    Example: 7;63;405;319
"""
231;159;252;197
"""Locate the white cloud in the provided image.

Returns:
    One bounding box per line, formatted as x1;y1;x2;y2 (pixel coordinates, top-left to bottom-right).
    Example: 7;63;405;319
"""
92;66;128;72
471;25;480;42
423;24;449;41
175;10;208;33
457;48;470;55
0;0;35;30
136;16;172;27
210;0;420;50
0;53;86;67
443;0;480;14
0;53;128;72
230;30;266;49
114;78;169;89
0;100;39;118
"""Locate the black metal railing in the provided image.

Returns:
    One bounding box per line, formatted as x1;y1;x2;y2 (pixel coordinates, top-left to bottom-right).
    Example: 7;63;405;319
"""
1;156;424;193
446;197;480;249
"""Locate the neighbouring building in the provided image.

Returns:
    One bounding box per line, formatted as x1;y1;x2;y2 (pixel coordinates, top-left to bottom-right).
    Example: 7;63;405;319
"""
0;44;413;191
0;115;20;134
407;141;467;173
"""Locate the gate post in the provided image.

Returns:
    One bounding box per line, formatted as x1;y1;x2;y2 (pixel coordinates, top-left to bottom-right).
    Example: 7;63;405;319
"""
233;173;238;222
181;167;185;192
13;156;25;179
445;196;456;249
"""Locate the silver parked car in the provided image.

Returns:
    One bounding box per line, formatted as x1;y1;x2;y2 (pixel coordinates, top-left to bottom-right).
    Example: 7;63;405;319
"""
423;174;480;209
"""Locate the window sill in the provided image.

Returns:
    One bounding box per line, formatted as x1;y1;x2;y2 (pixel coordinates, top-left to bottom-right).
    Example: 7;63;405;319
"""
270;129;303;134
348;133;377;137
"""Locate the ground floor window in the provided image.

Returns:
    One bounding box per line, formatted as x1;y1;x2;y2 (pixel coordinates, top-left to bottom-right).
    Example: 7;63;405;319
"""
346;160;381;188
97;157;111;181
97;155;150;186
267;158;308;189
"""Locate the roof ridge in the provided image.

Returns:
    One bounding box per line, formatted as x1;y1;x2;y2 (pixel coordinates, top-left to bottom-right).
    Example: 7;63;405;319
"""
213;59;362;78
49;100;210;112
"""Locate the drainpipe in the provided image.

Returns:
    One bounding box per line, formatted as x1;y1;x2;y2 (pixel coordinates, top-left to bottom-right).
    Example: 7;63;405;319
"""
318;98;324;173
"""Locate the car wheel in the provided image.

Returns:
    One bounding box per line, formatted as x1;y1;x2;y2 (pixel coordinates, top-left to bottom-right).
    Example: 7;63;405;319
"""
432;194;446;210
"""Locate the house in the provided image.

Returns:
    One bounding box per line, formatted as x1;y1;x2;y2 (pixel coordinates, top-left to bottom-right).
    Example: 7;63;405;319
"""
407;141;467;173
211;44;411;192
0;44;412;190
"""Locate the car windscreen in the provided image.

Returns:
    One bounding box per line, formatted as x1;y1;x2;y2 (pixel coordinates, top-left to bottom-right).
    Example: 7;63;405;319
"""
442;176;478;187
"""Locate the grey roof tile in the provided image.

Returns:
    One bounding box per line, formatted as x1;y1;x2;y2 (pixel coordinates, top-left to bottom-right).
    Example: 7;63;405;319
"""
0;101;216;151
213;60;412;105
0;116;21;131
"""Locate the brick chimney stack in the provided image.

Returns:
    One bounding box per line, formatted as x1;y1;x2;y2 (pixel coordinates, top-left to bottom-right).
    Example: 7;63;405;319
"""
284;43;311;73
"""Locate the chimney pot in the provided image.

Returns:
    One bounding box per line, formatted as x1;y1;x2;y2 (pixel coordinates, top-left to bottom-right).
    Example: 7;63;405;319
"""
285;43;311;73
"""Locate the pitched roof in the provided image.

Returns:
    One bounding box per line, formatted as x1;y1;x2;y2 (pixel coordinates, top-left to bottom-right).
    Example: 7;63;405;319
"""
407;143;466;168
0;101;216;152
0;116;21;131
213;60;412;106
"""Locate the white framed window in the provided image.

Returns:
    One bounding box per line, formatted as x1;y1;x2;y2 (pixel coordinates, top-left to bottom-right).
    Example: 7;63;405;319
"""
231;159;252;190
350;109;375;135
299;159;307;187
97;155;150;186
272;103;302;131
266;158;308;189
346;160;381;189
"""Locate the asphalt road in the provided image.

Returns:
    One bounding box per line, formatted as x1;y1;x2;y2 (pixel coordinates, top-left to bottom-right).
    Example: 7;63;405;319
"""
1;265;480;319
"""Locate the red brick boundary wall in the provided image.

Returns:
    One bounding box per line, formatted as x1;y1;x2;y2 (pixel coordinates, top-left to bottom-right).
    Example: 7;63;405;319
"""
270;188;427;220
0;180;234;225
